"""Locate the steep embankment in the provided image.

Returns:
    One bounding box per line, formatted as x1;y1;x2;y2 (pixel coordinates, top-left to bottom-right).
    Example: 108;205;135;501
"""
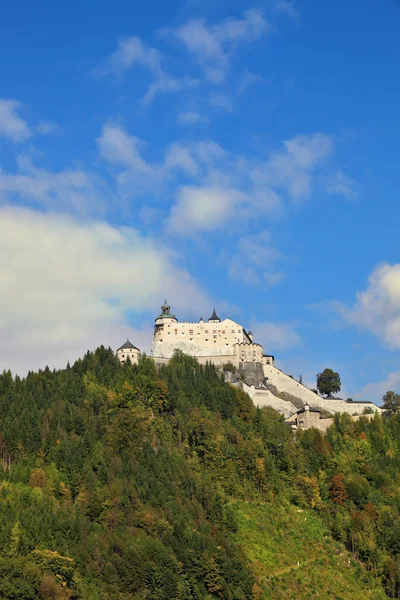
233;502;386;600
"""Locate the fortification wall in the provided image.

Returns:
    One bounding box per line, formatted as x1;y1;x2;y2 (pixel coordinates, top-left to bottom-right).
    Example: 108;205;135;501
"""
308;413;376;433
262;364;381;415
152;353;239;368
244;383;298;418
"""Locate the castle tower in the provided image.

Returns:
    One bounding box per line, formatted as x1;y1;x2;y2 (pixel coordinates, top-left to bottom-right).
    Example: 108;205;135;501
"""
155;299;178;328
208;307;221;323
117;339;141;365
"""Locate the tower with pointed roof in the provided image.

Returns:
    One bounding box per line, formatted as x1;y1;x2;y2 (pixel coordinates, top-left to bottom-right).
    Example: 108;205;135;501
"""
150;299;264;366
208;307;220;323
116;339;141;365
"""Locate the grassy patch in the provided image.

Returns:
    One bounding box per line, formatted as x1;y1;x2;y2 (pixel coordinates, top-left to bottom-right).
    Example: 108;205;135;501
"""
232;501;387;600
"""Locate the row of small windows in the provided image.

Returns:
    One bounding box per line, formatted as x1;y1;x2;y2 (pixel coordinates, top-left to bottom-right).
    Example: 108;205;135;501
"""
159;325;242;334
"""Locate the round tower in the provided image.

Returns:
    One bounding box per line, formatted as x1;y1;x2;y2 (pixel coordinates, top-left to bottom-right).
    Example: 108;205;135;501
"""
117;339;141;365
155;299;178;327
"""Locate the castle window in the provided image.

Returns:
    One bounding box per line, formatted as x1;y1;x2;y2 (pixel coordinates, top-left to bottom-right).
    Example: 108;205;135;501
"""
231;330;235;333
205;330;209;333
190;338;193;341
122;354;124;358
213;335;217;339
159;339;163;342
205;339;209;342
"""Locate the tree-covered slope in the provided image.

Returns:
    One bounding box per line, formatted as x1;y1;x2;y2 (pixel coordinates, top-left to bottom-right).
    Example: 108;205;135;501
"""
0;348;397;598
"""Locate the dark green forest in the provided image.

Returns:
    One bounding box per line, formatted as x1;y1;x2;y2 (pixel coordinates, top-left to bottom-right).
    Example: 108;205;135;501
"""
0;348;399;598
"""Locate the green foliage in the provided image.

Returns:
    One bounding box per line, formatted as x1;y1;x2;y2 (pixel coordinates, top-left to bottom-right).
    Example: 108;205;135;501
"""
382;390;400;416
316;368;341;397
0;347;396;598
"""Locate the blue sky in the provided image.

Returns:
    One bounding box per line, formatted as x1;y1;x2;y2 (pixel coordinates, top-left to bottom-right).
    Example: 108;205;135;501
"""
1;0;400;402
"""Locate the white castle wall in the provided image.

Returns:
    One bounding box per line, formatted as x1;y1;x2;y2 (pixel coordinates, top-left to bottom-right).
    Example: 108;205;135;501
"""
152;318;251;360
244;383;298;418
262;364;381;416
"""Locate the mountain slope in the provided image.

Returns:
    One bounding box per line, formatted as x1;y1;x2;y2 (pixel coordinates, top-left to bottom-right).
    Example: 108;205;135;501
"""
0;347;396;598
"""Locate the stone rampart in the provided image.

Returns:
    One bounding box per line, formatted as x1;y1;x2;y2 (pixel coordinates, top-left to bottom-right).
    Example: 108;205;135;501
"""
243;383;298;418
262;364;381;416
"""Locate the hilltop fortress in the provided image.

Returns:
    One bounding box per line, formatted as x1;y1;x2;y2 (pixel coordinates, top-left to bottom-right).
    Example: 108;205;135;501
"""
117;300;381;422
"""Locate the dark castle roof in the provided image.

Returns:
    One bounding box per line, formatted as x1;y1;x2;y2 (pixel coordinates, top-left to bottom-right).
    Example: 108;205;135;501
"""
209;307;220;321
117;339;140;352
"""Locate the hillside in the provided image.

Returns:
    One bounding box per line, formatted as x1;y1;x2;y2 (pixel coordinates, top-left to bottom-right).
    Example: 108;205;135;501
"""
0;348;398;598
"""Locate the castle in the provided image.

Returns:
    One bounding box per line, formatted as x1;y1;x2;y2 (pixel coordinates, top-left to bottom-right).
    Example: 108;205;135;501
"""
117;300;381;423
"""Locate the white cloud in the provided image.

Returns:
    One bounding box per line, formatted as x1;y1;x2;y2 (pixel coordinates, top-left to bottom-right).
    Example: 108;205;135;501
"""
339;263;400;349
0;206;209;374
0;156;111;216
354;370;400;404
229;231;285;286
170;10;270;83
97;124;155;173
252;133;335;202
0;99;30;142
326;171;358;199
167;185;242;233
237;70;268;95
275;1;300;20
251;320;301;350
100;35;162;77
177;111;208;126
209;91;234;112
164;143;199;176
99;35;189;104
95;125;348;234
164;131;341;235
229;232;285;286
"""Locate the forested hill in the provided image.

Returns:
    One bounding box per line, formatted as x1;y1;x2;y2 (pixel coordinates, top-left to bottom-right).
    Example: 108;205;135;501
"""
0;349;399;599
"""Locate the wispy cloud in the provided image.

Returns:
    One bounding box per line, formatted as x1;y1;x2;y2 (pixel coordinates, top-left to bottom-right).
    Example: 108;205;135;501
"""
99;35;162;77
177;111;209;126
237;70;268;95
229;232;285;287
251;320;301;350
326;171;358;200
275;1;300;21
337;262;400;349
168;10;270;84
98;35;192;105
209;91;234;112
354;370;400;403
0;155;112;216
0;99;31;142
252;133;335;202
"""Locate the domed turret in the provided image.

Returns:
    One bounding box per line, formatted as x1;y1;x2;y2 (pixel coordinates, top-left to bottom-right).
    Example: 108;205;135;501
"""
155;299;178;327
